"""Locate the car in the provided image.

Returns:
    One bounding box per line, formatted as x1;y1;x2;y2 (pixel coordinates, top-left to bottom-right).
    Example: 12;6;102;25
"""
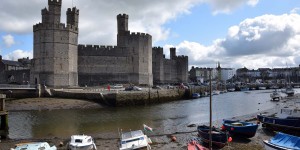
133;86;142;91
152;85;162;89
112;84;123;89
125;86;134;91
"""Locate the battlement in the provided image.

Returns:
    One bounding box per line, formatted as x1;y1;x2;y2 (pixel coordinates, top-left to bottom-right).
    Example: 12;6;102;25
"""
130;32;151;38
117;14;129;19
48;0;61;5
33;23;78;32
67;7;79;14
153;46;163;50
78;44;118;50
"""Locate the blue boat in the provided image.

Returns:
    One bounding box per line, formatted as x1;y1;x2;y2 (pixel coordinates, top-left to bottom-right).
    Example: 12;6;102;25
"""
192;93;201;99
263;132;300;150
221;119;258;138
197;125;229;149
257;106;300;133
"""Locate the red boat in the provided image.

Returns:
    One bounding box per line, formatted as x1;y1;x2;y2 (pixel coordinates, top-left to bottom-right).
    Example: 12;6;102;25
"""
187;140;209;150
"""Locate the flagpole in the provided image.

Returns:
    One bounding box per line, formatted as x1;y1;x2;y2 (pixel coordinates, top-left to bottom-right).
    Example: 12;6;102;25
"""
209;69;212;150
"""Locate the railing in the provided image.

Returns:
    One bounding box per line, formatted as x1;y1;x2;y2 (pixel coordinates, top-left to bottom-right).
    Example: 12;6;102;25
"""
0;84;36;89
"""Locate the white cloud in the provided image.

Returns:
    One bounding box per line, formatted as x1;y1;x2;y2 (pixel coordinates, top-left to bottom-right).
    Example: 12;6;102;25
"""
2;34;15;47
206;0;260;15
4;49;32;61
167;13;300;69
0;0;259;46
290;7;300;14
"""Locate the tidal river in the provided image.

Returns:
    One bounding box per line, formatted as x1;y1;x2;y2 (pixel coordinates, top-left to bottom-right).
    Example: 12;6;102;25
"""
7;89;288;139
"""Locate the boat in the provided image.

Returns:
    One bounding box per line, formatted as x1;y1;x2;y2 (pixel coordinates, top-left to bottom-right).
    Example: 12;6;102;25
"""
197;125;229;149
212;90;220;95
119;130;151;150
187;139;209;150
192;93;201;99
258;86;267;90
263;132;300;150
12;142;57;150
240;86;249;91
67;134;97;150
221;119;258;138
270;89;282;101
257;106;300;133
227;88;235;92
285;86;295;97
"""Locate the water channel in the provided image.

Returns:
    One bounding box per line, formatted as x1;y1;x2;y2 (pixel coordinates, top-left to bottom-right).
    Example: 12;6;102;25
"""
7;89;295;139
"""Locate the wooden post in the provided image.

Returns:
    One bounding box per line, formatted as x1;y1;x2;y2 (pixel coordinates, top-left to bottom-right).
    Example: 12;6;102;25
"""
0;94;8;139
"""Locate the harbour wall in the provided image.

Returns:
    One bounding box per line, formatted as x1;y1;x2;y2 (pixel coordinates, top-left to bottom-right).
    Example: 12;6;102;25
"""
50;88;188;107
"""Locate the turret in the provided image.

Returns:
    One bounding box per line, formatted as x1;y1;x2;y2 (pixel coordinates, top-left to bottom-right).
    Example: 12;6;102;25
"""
117;14;128;34
170;47;176;60
42;0;62;24
67;7;79;27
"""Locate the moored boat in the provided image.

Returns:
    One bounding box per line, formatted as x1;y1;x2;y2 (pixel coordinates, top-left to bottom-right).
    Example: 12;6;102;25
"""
263;132;300;150
192;93;201;99
270;89;282;101
257;106;300;134
221;119;258;138
285;86;295;97
197;125;229;149
67;134;97;150
119;130;151;150
12;142;57;150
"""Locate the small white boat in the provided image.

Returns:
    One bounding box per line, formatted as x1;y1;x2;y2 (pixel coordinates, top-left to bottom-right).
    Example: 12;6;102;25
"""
258;86;266;90
12;142;57;150
270;90;282;101
119;130;151;150
227;88;235;92
68;135;97;150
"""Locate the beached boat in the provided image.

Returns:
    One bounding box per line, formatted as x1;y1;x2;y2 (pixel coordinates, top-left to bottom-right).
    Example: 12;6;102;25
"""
197;125;229;149
285;86;295;97
258;86;267;90
263;132;300;150
13;142;57;150
257;106;300;133
187;140;209;150
240;87;249;91
221;119;258;138
119;130;151;150
227;88;235;92
192;93;201;99
67;135;97;150
270;89;282;101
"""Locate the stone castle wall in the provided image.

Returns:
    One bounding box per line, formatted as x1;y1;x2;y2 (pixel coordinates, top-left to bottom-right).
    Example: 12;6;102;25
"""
152;47;188;84
78;15;153;86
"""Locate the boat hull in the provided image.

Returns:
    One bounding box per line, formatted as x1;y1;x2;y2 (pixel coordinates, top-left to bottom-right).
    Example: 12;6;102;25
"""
257;115;300;134
263;140;292;150
68;144;96;150
222;120;258;138
197;125;228;149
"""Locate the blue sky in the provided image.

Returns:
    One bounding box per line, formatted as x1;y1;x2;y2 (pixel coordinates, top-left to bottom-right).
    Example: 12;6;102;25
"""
1;0;300;69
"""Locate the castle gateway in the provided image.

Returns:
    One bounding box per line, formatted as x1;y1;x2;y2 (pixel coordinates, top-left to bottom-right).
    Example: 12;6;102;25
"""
31;0;188;87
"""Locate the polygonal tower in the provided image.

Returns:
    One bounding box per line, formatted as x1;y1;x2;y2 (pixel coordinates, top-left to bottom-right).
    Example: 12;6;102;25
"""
31;0;79;87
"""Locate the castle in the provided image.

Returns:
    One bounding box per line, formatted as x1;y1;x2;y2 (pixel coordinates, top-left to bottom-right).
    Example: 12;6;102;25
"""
30;0;188;87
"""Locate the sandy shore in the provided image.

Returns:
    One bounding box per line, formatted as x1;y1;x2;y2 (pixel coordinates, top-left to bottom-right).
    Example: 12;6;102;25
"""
0;96;291;150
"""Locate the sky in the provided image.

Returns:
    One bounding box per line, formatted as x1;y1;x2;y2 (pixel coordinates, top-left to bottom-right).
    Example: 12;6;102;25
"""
0;0;300;70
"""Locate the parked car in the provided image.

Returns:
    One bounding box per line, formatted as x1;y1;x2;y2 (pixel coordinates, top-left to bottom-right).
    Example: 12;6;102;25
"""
112;84;123;89
125;86;142;91
133;86;142;91
152;85;162;89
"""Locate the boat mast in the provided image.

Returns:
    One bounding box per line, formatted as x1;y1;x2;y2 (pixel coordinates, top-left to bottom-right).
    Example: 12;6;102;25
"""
209;69;212;150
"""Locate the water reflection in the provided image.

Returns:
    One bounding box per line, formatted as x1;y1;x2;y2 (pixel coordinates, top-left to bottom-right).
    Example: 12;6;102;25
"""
8;89;284;139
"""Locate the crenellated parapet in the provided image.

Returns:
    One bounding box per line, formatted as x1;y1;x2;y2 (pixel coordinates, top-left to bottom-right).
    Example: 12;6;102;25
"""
33;23;78;32
67;7;79;14
129;32;152;39
78;44;133;56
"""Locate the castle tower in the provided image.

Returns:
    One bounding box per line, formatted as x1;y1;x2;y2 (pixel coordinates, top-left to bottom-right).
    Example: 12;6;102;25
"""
117;14;129;47
42;0;62;24
31;0;79;87
170;47;176;60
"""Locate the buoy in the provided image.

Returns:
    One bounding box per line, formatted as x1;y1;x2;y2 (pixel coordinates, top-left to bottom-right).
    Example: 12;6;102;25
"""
221;125;226;131
171;135;176;142
228;137;233;142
